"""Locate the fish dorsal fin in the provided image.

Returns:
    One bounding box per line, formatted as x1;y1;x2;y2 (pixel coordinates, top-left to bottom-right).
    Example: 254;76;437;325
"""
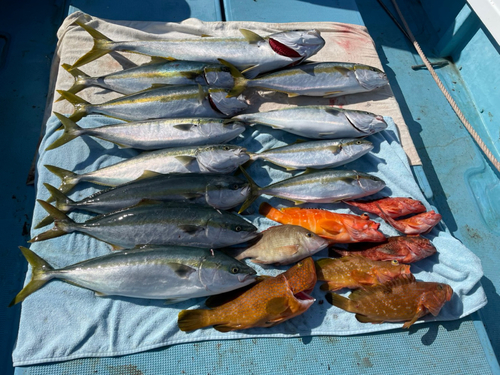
266;297;289;315
239;29;264;43
134;170;163;181
166;263;197;278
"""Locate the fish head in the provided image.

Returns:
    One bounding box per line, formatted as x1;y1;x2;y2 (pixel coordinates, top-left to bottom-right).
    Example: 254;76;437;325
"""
344;110;388;135
268;29;325;62
355;172;386;197
207;213;258;247
404;236;437;262
294;227;330;256
203;66;235;88
196;144;250;173
339;138;374;159
423;283;454;316
354;65;388;91
205;176;251;210
200;254;257;293
283;257;317;295
208;88;249;116
398;197;427;215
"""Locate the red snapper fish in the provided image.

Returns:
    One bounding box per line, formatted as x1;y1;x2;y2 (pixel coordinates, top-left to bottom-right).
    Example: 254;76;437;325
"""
326;274;453;328
331;236;437;263
259;202;386;243
378;209;442;235
343;197;426;218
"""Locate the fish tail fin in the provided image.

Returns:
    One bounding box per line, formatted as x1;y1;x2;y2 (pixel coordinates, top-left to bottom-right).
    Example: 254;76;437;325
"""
218;59;248;97
56;90;90;122
56;64;93;101
43;183;75;213
177;309;213;332
29;200;76;243
237;166;261;213
258;202;285;223
46;112;85;150
9;247;54;306
44;164;80;196
325;292;353;312
70;20;114;70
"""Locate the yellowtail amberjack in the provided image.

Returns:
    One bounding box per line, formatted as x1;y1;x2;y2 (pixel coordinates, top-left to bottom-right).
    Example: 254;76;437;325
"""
70;20;325;78
10;246;257;306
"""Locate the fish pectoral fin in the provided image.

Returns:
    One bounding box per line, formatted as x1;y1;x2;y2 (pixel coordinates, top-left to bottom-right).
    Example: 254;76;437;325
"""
351;270;376;285
239;29;264;43
173;124;195;131
213;324;236;332
134;170;164;181
328;145;341;154
178;224;205;235
181;192;204;200
265;297;289;315
355;314;384;324
318;220;345;235
275;245;300;256
175;155;197;167
166;263;197;279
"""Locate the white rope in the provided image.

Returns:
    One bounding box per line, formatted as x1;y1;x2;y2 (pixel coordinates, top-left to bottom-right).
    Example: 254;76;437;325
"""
390;0;500;172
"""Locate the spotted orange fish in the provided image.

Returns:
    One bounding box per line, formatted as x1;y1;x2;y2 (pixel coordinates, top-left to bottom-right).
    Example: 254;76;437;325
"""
326;274;453;328
177;257;317;332
259;202;386;243
344;197;426;218
331;235;437;263
315;257;411;291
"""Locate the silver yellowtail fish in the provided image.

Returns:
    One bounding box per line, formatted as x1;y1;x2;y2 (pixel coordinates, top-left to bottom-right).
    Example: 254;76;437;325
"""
233;106;388;139
9;246;257;306
59;60;234;97
58;85;248;122
250;138;373;170
30;200;258;249
234;224;329;265
47;112;246;150
45;144;249;195
221;60;388;97
36;173;251;228
239;168;385;212
71;20;325;78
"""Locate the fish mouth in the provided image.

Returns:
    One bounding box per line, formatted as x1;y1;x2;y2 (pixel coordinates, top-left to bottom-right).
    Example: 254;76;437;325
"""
238;272;257;283
294;290;315;303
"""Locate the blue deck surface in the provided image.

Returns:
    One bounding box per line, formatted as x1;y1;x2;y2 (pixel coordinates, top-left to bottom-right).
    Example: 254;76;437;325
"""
2;0;500;374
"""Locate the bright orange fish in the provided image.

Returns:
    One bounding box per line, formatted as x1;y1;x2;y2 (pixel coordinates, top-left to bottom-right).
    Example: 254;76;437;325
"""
344;197;426;218
327;274;453;328
259;202;386;243
315;257;411;291
177;257;317;332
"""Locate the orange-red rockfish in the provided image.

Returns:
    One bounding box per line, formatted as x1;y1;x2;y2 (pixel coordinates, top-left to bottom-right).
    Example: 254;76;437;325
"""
344;197;426;218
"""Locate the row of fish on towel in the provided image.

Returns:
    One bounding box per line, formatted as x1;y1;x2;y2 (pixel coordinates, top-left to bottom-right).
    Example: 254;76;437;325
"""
10;20;451;333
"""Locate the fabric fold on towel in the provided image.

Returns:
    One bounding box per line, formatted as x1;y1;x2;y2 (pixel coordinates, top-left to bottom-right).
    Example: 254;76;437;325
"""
12;12;485;366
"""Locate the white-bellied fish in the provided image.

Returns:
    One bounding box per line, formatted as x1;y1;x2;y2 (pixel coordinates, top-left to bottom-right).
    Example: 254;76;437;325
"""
239;168;385;213
9;246;257;306
58;85;248;122
234;224;329;265
36;173;251;228
221;60;388;97
59;60;234;97
47;113;246;150
30;200;258;250
250;138;373;170
71;20;325;78
233;106;387;139
45;144;249;195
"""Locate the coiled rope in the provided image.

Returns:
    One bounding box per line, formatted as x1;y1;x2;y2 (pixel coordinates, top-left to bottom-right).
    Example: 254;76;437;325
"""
388;0;500;173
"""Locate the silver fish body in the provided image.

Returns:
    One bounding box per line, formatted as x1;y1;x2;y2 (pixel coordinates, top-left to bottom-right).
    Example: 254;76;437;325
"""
32;201;259;249
48;113;246;150
260;169;386;204
72;21;326;79
46;144;250;195
235;224;329;265
60;86;248;122
62;60;235;96
238;62;388;97
10;246;257;305
233;106;388;139
251;138;373;170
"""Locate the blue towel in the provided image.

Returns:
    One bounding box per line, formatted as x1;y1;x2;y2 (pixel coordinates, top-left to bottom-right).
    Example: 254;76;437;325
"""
11;114;486;366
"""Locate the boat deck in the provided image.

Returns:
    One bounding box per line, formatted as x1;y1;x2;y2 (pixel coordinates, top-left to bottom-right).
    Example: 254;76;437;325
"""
2;0;499;373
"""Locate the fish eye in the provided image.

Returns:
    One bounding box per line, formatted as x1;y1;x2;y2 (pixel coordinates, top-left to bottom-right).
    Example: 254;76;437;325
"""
437;285;443;290
297;262;303;267
231;184;240;190
306;232;312;238
235;225;242;232
230;266;240;274
391;260;399;265
223;146;230;151
356;140;363;144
